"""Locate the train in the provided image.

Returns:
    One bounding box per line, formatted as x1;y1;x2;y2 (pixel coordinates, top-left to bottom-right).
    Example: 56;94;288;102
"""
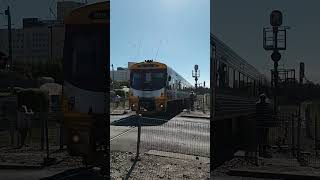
62;1;108;165
129;60;193;115
211;34;268;119
210;33;269;168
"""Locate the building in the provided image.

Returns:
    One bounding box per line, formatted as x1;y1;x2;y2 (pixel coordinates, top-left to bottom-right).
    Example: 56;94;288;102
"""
57;1;86;23
0;1;82;64
0;24;64;64
110;62;136;82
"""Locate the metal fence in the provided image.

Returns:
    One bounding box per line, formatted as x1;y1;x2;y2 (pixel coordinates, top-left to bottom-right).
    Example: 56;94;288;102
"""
110;114;210;179
242;112;320;168
194;94;210;114
0;106;63;166
110;98;129;112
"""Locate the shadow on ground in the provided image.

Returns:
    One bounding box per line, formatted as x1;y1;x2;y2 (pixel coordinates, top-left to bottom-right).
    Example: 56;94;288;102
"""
39;167;105;180
111;110;181;127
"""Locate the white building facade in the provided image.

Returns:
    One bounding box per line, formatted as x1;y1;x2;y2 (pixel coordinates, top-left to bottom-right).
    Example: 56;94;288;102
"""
110;62;136;82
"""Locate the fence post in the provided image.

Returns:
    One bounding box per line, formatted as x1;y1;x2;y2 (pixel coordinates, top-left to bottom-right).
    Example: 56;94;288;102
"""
136;114;141;160
203;95;205;114
297;109;301;161
41;113;44;150
315;114;318;156
291;113;295;156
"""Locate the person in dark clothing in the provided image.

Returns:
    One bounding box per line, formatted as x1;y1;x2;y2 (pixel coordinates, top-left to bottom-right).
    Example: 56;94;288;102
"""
256;93;273;158
189;91;195;111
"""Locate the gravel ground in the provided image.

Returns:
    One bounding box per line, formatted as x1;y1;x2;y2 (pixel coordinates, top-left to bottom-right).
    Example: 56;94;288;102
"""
110;151;136;180
111;151;210;180
0;146;84;169
211;157;258;177
211;157;285;180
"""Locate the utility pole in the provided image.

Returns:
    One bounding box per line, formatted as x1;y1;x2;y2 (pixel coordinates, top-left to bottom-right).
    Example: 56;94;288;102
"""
5;6;13;92
49;25;53;65
111;64;114;82
299;62;304;85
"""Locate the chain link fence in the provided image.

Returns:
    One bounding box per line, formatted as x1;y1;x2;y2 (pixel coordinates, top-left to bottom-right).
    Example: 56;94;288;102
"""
0;96;63;166
240;111;320;168
110;97;129;113
194;94;210;114
110;114;210;179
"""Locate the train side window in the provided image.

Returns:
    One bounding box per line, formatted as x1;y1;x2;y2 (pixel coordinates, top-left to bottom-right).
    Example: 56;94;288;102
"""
223;63;228;87
216;57;220;88
239;73;243;88
243;75;247;88
229;67;234;88
234;70;239;88
219;62;227;88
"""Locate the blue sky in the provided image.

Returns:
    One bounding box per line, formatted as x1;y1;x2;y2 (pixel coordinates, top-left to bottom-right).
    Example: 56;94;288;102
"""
111;0;210;87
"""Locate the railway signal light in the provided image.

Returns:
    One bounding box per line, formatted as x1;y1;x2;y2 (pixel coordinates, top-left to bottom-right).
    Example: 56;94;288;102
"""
270;10;282;27
271;51;281;62
194;65;198;71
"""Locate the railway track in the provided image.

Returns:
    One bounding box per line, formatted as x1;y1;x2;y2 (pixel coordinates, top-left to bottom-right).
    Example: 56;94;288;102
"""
110;126;136;142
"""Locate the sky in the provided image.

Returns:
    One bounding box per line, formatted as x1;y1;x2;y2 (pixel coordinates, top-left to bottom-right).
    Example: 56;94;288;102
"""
0;0;103;28
111;0;210;87
212;0;320;84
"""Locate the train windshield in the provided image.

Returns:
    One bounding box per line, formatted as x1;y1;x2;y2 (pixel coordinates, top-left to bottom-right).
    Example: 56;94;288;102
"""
63;24;108;92
130;70;166;90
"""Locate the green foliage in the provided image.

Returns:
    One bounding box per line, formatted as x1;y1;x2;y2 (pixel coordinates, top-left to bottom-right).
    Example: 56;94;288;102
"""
114;89;125;97
112;81;129;89
16;89;49;112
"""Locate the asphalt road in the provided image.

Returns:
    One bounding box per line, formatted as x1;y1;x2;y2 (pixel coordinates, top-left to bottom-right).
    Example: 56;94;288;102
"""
110;113;210;157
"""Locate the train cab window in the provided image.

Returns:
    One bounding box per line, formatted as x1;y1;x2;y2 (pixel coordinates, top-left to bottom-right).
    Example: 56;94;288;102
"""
73;36;97;75
145;73;152;82
64;24;107;92
130;70;166;90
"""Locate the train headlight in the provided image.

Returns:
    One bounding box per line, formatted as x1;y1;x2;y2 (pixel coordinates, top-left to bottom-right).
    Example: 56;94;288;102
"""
132;104;135;107
160;104;164;108
72;134;80;143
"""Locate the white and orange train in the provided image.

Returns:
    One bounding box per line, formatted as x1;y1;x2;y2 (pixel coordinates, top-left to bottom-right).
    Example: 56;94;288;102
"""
129;60;193;115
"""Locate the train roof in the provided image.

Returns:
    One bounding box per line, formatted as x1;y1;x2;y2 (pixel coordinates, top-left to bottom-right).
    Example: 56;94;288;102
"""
211;34;263;80
129;60;167;70
64;1;109;25
130;60;193;87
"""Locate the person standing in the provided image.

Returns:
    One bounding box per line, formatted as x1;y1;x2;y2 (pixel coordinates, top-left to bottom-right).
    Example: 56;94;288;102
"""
189;91;195;111
255;93;273;158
